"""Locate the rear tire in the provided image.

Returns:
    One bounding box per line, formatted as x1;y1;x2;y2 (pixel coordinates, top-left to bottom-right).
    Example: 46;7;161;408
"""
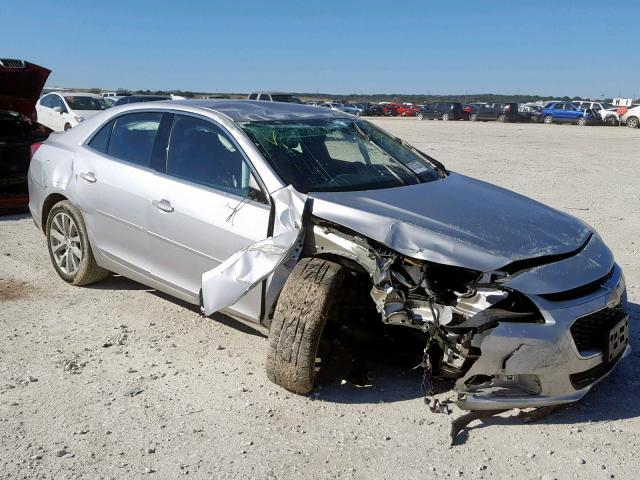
64;123;72;131
543;115;553;124
46;200;109;286
626;116;639;128
470;113;478;122
442;113;450;121
497;114;506;122
417;113;424;120
577;116;587;126
266;257;345;394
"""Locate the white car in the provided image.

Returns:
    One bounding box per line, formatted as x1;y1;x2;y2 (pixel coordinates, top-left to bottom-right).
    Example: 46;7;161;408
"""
572;101;618;124
36;92;111;131
620;105;640;128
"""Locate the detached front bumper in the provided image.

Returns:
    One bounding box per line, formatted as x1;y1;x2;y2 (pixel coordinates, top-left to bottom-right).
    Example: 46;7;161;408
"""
456;264;629;410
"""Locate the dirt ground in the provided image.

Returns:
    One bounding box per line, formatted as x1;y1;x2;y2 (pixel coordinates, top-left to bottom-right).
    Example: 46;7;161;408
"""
1;119;639;480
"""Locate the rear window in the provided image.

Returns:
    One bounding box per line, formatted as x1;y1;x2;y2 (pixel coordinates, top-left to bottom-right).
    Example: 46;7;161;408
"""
107;112;163;167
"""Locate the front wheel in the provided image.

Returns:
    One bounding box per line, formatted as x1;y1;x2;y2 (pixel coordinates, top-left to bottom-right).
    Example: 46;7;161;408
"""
417;113;424;120
470;113;478;122
46;200;109;285
626;116;639;128
543;115;553;124
266;257;345;394
442;113;450;121
64;123;72;131
577;116;587;126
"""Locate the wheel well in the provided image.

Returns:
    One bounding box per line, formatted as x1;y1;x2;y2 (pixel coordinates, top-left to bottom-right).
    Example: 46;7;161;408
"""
41;193;68;231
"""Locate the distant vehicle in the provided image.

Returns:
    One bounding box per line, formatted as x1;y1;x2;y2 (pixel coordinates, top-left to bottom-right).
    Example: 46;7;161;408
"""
572;101;617;124
468;103;519;122
114;95;171;106
320;102;360;115
542;102;596;126
396;105;421;117
417;102;464;121
619;105;640;128
379;103;400;116
100;92;117;97
0;58;53;213
518;104;545;123
36;92;111;131
351;103;381;116
247;92;302;103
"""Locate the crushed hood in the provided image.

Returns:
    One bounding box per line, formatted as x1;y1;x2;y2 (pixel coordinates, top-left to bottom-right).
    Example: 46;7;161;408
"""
309;172;592;272
0;60;51;117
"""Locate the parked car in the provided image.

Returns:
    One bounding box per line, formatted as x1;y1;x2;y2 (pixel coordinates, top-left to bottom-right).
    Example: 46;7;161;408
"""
0;58;52;213
396;104;421;117
542;102;596;126
29;100;629;412
518;104;545;123
352;103;382;116
417;102;464;121
468;103;519;122
379;102;399;116
572;101;617;124
619;104;640;128
247;92;302;103
114;95;171;106
320;102;360;115
36;92;111;131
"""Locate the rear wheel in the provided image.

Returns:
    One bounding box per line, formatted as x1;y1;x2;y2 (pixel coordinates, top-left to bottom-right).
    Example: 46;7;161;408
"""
626;116;639;128
577;116;587;126
543;115;553;124
605;115;618;126
470;113;478;122
64;123;72;131
266;257;345;394
46;201;109;285
417;113;424;120
442;113;450;121
497;114;506;122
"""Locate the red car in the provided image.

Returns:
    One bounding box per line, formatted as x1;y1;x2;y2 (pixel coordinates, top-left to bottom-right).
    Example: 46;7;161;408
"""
0;59;51;213
379;103;400;116
396;105;421;117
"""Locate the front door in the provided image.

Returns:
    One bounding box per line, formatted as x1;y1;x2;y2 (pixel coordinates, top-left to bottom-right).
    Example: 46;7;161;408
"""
147;113;271;319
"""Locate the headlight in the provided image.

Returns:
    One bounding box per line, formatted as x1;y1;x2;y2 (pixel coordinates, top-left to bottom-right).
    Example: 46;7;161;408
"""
74;116;85;123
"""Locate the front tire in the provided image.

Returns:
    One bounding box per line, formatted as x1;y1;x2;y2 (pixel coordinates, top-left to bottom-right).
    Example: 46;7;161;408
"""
626;116;639;128
442;113;450;121
64;123;72;131
577;116;587;126
470;113;478;122
46;200;109;286
417;113;424;120
266;257;345;394
497;114;506;122
543;115;553;124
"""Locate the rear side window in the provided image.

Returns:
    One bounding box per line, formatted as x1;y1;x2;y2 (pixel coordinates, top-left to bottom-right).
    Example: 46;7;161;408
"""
166;115;253;196
88;121;114;153
107;112;163;167
258;94;271;101
248;94;258;100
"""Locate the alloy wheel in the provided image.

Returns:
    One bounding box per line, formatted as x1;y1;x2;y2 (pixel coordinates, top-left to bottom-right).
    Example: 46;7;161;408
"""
49;212;82;275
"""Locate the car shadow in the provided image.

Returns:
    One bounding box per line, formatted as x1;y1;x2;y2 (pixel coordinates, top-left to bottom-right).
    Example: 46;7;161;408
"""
0;211;30;221
86;273;267;338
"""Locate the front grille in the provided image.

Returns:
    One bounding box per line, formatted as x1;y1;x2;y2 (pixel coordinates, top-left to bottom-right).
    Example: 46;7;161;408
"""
0;59;26;68
570;350;624;390
570;303;624;352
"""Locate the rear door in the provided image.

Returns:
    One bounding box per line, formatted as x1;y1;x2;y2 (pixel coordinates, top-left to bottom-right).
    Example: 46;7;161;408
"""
146;113;271;318
73;111;168;277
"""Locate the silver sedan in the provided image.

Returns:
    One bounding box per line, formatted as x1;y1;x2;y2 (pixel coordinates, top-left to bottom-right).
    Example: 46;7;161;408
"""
28;100;629;410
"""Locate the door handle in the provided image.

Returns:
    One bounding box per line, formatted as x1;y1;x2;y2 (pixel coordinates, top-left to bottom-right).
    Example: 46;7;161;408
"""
152;199;174;213
79;172;96;183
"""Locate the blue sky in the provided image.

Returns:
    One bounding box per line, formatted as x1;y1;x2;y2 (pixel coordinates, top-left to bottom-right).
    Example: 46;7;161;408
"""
2;1;638;98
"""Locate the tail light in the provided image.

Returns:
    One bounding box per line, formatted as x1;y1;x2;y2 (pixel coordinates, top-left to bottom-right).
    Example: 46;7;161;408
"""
463;106;473;113
30;142;43;160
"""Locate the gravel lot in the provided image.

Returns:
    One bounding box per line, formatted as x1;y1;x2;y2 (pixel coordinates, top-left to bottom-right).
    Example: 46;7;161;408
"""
1;119;639;480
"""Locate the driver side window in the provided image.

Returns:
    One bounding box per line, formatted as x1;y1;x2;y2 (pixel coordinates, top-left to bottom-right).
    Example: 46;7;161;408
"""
166;115;260;199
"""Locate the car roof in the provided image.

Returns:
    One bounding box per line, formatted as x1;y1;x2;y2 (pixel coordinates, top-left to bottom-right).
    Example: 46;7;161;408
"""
58;92;103;98
157;99;352;122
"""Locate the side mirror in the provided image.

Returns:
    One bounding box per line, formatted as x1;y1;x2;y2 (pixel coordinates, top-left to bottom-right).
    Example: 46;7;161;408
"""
53;106;62;114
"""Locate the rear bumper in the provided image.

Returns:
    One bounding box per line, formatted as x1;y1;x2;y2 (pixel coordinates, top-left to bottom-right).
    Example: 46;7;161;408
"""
456;264;630;410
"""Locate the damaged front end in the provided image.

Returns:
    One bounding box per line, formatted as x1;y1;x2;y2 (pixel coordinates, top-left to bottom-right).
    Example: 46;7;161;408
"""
305;221;630;411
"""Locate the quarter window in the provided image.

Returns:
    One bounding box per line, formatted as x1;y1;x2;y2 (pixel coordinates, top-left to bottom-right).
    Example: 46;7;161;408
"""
166;115;254;197
249;94;258;100
88;120;114;153
258;94;272;101
107;112;163;167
